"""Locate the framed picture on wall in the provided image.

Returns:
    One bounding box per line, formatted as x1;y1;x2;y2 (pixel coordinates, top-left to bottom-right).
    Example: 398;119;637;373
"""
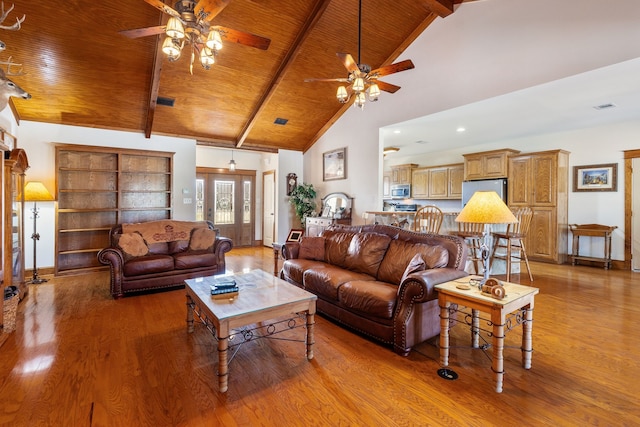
323;147;347;181
573;163;617;192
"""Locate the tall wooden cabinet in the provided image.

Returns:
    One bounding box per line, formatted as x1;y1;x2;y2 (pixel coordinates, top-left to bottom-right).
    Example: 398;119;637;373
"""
4;149;28;298
508;149;569;264
55;145;173;275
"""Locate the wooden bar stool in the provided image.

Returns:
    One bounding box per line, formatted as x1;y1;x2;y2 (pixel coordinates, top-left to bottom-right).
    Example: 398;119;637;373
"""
489;206;534;281
450;222;485;275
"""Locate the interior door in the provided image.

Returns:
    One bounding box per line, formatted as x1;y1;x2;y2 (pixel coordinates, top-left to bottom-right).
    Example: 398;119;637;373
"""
263;170;275;247
633;158;640;270
202;172;255;247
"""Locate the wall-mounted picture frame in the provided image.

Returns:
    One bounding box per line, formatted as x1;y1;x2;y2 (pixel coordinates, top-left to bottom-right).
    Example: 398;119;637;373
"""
573;163;617;192
286;229;304;242
323;147;347;181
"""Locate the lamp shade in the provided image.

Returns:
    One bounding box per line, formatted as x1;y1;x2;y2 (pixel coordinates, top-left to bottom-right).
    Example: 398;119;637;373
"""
24;181;54;202
455;191;517;224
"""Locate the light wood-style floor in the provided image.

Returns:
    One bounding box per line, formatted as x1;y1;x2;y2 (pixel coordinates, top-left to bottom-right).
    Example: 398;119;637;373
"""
0;247;638;426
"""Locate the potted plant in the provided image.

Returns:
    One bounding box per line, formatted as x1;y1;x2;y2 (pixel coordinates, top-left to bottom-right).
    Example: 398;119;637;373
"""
288;183;317;227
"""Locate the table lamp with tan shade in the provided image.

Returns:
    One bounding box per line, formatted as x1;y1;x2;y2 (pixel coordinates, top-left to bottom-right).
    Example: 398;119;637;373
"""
455;191;518;287
24;181;55;284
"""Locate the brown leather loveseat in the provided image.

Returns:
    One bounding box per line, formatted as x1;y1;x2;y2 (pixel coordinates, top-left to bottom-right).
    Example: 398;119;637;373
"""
98;220;232;298
280;224;468;356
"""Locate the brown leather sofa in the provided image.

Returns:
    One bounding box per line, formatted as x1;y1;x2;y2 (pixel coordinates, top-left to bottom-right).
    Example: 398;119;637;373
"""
280;224;468;356
98;220;232;298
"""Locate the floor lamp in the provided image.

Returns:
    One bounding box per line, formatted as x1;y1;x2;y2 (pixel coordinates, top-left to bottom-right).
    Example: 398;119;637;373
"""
24;181;54;284
455;191;518;287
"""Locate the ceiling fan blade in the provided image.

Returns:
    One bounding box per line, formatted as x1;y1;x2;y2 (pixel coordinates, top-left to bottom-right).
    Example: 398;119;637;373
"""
213;26;271;50
337;53;360;74
144;0;181;19
304;78;350;83
375;80;401;94
195;0;231;22
119;25;166;39
369;59;415;78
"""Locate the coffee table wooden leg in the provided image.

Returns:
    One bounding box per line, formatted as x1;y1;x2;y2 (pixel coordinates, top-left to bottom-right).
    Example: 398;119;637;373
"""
306;312;315;360
471;309;480;348
218;336;229;393
492;309;505;393
439;301;450;367
522;304;534;369
186;295;194;333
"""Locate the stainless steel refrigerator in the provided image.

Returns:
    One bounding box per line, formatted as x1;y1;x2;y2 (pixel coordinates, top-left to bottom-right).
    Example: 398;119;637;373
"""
461;179;508;208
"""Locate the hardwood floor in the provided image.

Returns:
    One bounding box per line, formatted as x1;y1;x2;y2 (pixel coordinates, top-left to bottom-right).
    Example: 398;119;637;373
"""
0;247;638;426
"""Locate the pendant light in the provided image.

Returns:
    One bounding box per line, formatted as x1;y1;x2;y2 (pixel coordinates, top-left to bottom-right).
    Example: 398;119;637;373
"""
228;150;236;171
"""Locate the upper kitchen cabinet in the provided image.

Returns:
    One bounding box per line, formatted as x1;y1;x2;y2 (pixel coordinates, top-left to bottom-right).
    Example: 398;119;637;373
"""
412;164;463;200
391;164;417;185
463;149;520;181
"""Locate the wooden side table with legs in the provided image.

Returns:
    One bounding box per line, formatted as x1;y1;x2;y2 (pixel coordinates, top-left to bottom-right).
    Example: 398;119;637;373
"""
436;277;539;393
569;224;617;269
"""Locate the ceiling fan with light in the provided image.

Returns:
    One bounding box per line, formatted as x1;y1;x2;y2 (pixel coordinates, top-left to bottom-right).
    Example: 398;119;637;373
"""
120;0;271;74
305;0;415;109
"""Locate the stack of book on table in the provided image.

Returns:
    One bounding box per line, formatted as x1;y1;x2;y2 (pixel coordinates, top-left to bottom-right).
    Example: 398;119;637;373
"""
210;280;239;299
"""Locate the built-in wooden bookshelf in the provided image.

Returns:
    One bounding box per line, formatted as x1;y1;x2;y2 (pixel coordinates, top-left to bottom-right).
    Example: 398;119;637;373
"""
55;145;174;275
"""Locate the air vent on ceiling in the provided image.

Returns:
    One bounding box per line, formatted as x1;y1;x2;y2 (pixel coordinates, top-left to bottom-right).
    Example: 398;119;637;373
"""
593;103;616;110
157;96;175;107
415;140;430;144
274;118;288;125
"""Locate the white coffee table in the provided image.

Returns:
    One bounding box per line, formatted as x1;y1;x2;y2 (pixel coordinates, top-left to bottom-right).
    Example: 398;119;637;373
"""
184;269;317;393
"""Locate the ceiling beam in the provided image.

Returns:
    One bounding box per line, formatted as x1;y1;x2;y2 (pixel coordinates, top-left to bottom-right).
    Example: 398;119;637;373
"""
143;14;167;139
424;0;454;17
235;0;332;148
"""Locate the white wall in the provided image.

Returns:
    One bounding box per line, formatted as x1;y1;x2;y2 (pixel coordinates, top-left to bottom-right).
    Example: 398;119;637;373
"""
306;0;640;261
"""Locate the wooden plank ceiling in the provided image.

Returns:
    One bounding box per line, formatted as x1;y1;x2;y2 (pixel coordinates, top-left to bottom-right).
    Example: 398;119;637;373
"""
3;0;467;153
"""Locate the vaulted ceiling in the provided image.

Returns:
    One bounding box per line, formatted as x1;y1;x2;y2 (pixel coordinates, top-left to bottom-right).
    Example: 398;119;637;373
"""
2;0;468;153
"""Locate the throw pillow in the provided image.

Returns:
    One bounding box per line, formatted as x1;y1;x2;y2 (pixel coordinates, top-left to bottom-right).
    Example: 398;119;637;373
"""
189;228;217;251
298;237;325;261
117;232;149;259
400;253;426;283
377;240;449;285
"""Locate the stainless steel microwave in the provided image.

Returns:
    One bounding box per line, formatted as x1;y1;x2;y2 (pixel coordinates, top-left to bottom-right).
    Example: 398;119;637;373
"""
390;184;411;199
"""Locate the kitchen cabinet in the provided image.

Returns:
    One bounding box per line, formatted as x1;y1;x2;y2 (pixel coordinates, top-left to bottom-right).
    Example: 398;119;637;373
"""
412;164;463;200
463;149;520;181
391;164;417;185
383;172;391;198
508;149;569;264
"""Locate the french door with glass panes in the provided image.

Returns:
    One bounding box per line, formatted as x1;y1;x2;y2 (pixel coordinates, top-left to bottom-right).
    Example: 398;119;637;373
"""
196;171;255;247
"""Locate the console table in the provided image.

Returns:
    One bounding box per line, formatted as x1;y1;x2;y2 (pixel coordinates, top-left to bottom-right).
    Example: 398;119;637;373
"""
569;224;617;269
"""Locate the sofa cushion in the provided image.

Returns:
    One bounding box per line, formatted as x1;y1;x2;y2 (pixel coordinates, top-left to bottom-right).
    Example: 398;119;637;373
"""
174;252;217;269
298;236;325;261
322;230;357;269
377;240;449;285
303;266;374;301
190;228;216;251
169;239;189;254
338;280;398;319
282;259;329;286
401;253;427;283
344;232;391;277
147;241;169;255
123;254;174;276
117;232;149;260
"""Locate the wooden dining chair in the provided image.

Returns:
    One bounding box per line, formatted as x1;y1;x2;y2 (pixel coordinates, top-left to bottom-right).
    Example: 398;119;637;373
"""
489;206;534;281
413;205;444;234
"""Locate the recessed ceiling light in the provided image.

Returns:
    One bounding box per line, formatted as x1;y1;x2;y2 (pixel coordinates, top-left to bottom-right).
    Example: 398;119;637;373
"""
393;130;401;134
456;126;466;133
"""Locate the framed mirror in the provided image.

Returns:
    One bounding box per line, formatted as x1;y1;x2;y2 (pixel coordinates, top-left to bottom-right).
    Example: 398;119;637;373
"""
321;192;353;221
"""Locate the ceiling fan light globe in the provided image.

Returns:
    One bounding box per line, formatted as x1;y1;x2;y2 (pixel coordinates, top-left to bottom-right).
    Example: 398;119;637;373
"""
206;30;223;51
336;86;348;103
162;38;183;62
200;48;215;69
165;17;185;39
368;83;380;101
352;77;365;92
354;91;366;109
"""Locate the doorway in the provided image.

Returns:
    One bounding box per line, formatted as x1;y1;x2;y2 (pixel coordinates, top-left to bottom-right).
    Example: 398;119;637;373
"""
196;168;256;247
